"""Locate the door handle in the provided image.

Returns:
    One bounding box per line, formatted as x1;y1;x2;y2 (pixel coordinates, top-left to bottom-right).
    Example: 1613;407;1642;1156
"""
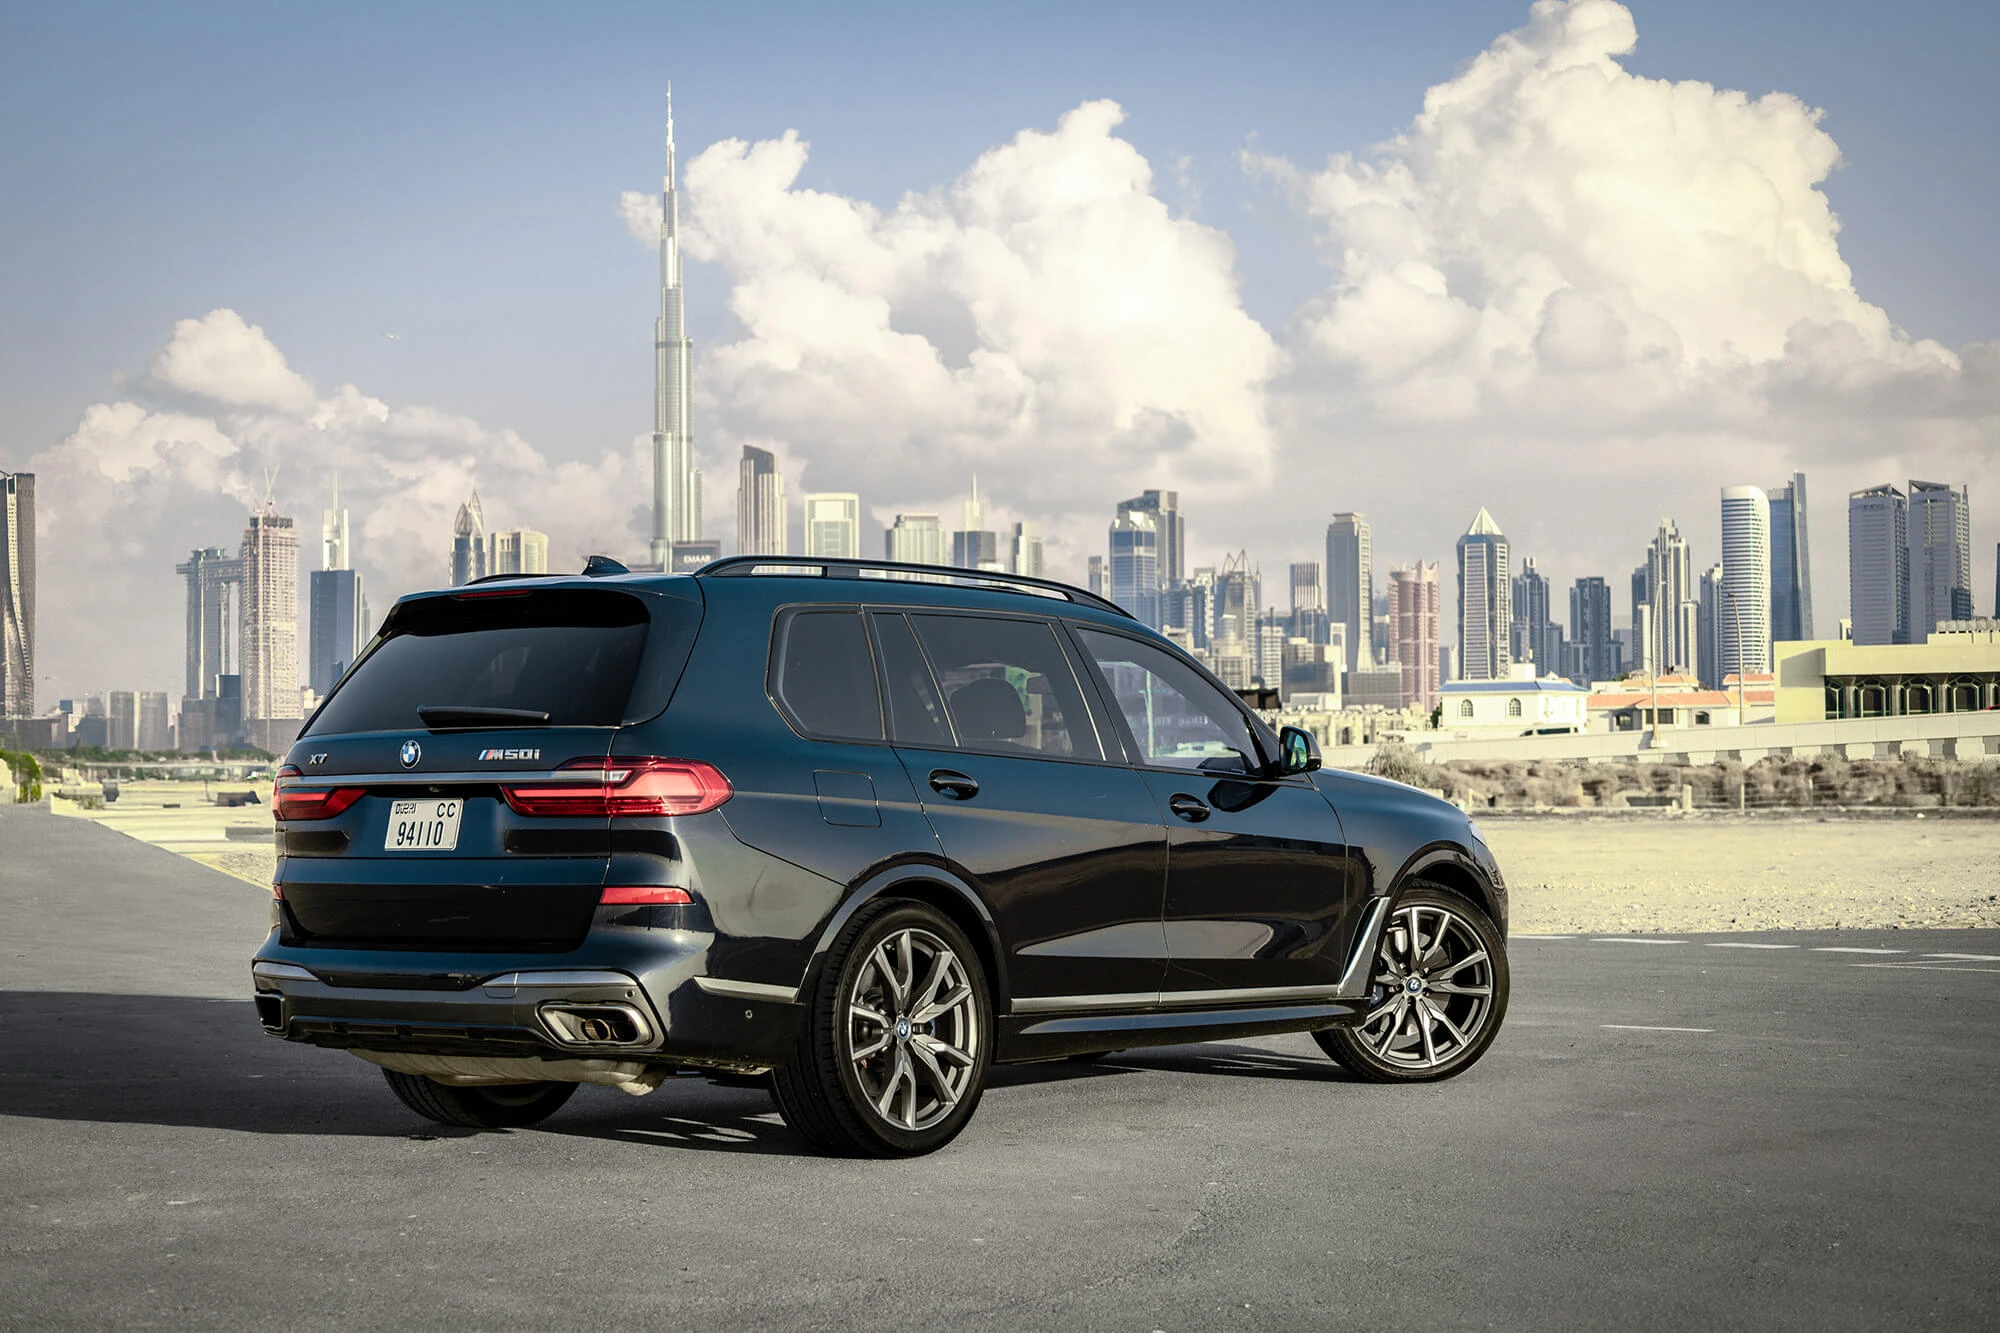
1168;793;1210;822
928;770;980;800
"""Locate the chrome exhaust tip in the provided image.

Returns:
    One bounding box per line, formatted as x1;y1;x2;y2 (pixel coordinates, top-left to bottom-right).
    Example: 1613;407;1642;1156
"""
539;1002;655;1048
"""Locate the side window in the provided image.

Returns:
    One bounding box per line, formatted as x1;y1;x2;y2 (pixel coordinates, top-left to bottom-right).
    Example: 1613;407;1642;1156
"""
1076;628;1262;774
771;610;883;741
870;612;952;747
909;614;1100;760
1457;698;1473;718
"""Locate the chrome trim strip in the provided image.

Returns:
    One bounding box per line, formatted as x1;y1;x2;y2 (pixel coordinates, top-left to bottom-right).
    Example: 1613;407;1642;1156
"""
1014;981;1360;1016
1012;991;1160;1015
484;970;636;991
251;961;317;986
279;769;587;788
1335;897;1394;999
694;976;800;1004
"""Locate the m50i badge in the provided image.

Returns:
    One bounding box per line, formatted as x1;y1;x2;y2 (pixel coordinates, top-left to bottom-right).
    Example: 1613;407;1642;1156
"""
478;748;541;761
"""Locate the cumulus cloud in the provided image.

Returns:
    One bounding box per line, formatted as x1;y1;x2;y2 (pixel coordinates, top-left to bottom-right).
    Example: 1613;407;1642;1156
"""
31;312;649;697
668;101;1281;572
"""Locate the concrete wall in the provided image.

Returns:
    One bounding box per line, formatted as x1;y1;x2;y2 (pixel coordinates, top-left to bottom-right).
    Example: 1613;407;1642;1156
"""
1323;709;2000;771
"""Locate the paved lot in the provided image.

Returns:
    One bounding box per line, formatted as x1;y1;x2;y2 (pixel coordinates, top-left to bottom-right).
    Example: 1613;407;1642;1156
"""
2;806;1997;1329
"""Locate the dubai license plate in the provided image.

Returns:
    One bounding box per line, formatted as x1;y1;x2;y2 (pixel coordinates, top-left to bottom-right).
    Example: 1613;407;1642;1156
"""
385;798;462;851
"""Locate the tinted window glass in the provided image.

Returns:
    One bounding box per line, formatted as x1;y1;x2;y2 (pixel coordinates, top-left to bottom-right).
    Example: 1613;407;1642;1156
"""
910;615;1099;760
307;590;654;734
774;610;883;741
1077;628;1262;773
872;613;952;747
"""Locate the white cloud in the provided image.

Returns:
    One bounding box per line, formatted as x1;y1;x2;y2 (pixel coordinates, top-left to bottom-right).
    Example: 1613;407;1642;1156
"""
31;313;649;699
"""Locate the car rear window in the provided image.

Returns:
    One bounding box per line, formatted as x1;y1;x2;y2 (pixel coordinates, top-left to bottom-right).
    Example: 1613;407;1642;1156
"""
306;589;663;735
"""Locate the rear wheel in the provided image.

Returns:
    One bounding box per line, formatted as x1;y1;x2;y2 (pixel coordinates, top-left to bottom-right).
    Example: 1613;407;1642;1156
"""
1314;883;1508;1082
771;900;991;1157
381;1069;577;1129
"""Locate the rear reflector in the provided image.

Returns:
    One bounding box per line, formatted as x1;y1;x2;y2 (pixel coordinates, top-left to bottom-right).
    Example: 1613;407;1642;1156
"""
600;885;694;905
503;758;732;819
272;767;367;821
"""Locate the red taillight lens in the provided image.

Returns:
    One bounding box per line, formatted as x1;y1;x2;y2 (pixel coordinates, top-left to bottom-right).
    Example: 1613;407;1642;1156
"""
600;885;694;905
502;758;732;819
272;767;366;822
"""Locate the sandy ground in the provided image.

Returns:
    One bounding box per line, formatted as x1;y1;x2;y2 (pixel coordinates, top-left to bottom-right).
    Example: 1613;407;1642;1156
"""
43;780;2000;933
1484;814;2000;933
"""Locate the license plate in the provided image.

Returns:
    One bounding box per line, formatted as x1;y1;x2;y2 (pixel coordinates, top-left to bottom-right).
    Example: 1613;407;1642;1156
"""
385;799;462;851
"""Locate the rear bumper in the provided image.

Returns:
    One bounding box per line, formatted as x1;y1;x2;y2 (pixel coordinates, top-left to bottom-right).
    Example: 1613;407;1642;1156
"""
251;930;803;1072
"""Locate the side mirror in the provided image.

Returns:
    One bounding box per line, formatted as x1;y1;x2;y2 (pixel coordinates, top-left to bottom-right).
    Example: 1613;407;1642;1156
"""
1279;725;1322;775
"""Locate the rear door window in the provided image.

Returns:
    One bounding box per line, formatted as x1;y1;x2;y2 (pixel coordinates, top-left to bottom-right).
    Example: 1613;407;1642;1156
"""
306;589;661;735
908;614;1101;760
770;609;885;741
871;612;953;747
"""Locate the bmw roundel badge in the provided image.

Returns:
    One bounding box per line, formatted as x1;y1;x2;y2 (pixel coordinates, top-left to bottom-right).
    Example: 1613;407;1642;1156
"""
399;739;422;769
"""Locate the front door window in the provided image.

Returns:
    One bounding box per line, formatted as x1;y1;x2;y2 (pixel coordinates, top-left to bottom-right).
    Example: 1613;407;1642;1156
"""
1074;628;1263;773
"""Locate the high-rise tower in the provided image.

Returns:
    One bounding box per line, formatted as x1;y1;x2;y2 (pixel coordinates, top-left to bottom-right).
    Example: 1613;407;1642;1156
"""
1456;508;1511;681
310;478;366;695
651;87;700;566
0;470;33;718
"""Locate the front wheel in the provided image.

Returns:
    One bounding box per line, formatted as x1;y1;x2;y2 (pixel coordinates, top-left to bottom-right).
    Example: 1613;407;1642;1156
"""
381;1069;578;1128
1314;883;1508;1082
771;900;992;1157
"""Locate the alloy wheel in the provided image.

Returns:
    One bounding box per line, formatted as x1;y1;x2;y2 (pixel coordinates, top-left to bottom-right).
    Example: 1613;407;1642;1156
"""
843;927;981;1132
1356;902;1496;1070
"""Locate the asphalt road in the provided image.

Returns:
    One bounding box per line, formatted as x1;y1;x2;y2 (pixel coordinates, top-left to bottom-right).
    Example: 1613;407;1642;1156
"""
3;806;1997;1330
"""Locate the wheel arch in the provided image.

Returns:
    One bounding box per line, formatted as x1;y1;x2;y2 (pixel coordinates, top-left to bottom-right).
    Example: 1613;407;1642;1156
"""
800;863;1010;1010
1388;842;1506;934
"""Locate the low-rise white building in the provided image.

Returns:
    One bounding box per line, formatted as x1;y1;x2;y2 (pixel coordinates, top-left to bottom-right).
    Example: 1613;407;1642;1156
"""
1439;671;1590;736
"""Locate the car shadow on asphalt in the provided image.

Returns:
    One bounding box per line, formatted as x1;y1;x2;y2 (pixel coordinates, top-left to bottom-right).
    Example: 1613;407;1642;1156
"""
0;992;1356;1151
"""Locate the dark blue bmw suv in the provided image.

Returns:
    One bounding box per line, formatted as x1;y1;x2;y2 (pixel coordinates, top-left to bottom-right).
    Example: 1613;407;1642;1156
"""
253;557;1509;1156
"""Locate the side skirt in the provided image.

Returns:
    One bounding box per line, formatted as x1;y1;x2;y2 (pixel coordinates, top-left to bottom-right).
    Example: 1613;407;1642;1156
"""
996;999;1364;1064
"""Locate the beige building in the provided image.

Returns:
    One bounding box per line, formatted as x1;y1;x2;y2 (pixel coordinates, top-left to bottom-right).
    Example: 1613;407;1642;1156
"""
1773;622;2000;723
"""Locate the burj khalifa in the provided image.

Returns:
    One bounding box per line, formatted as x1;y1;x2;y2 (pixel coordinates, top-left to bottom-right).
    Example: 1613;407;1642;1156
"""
650;87;700;567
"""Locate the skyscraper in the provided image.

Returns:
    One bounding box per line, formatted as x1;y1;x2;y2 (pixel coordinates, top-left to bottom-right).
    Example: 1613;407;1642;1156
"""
1109;510;1161;626
650;87;700;566
886;513;944;565
490;530;549;575
1325;513;1373;678
952;477;1000;570
1908;479;1972;639
1456;508;1510;681
1288;561;1328;645
1569;576;1614;683
176;546;241;701
1010;522;1044;578
240;505;300;736
736;446;786;556
1848;484;1909;645
1719;484;1773;677
1086;555;1108;600
1766;472;1814;642
1116;490;1183;589
1388;562;1441;712
450;491;487;586
0;470;35;718
1639;518;1700;675
1697;562;1725;690
803;493;860;558
1510;556;1560;676
309;480;367;696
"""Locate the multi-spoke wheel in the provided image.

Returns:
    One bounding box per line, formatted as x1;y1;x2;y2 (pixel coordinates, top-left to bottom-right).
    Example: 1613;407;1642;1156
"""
1314;883;1508;1082
771;900;991;1156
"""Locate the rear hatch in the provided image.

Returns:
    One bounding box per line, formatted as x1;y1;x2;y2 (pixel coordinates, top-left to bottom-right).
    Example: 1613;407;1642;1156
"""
275;582;700;951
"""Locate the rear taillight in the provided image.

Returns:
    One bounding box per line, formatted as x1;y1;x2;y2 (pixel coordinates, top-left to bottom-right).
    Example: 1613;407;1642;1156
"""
272;766;367;821
600;885;694;905
501;757;733;819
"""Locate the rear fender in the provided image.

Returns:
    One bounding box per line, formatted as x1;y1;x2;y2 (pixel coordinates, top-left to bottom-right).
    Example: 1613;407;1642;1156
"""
799;864;1010;1012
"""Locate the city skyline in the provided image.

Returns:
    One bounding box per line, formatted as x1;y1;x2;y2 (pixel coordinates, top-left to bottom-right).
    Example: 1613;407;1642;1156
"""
7;2;1999;703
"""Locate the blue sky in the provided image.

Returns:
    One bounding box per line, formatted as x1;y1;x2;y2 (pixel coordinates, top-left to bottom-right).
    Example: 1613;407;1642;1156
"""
4;0;1994;456
3;0;1996;700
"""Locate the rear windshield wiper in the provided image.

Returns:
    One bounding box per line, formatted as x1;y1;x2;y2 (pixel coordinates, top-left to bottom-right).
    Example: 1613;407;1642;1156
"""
415;705;553;731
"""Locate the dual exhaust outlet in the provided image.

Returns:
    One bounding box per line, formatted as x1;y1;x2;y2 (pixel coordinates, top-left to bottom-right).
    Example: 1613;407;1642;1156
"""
538;1002;654;1048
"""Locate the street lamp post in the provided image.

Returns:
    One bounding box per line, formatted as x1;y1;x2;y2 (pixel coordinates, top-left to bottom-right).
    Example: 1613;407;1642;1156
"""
1718;584;1746;725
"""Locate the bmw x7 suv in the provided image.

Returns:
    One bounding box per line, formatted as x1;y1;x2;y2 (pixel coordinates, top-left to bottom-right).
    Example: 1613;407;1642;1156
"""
253;556;1509;1156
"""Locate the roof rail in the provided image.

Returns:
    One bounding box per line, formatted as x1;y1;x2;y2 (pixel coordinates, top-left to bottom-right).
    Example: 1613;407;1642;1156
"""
693;555;1134;619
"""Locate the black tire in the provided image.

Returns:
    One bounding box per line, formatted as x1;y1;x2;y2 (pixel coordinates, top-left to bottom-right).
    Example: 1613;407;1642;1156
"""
1314;882;1508;1083
771;899;992;1157
381;1069;578;1129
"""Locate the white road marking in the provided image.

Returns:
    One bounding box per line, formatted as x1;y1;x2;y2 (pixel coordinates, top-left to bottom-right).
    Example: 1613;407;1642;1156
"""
1591;938;1688;945
1601;1024;1714;1033
1921;953;2000;963
1811;947;1904;954
1704;942;1797;949
1510;934;1575;940
1852;963;2000;975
